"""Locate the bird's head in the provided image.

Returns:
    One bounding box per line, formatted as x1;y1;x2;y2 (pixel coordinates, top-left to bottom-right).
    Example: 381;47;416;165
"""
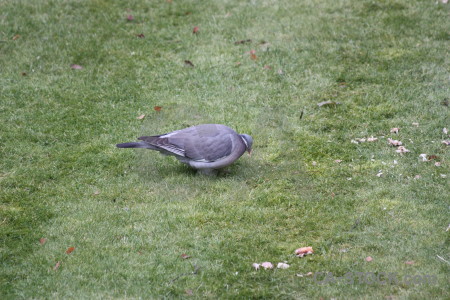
240;134;253;155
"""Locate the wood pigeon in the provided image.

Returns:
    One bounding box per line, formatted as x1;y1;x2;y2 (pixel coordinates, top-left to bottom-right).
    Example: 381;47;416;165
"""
117;124;253;174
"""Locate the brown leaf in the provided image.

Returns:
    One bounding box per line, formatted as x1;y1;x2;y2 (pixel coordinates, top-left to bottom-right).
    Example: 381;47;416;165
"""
365;256;373;262
53;261;61;271
234;39;252;45
66;247;75;254
184;60;194;67
317;101;341;107
428;155;439;160
70;64;83;70
136;33;145;38
295;246;314;257
13;34;20;40
137;114;146;119
21;72;27;76
154;106;162;112
39;238;47;245
193;26;199;34
249;50;257;60
405;260;415;265
181;253;191;259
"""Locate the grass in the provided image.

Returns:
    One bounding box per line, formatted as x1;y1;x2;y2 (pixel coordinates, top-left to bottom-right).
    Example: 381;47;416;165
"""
1;0;449;298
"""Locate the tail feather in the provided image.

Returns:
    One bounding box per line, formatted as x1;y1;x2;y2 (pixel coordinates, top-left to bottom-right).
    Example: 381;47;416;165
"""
116;142;153;149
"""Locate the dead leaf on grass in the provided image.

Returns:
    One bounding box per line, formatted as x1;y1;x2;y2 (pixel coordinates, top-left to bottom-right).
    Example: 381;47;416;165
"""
277;262;290;269
192;26;199;34
405;260;415;265
395;146;410;154
154;106;162;112
137;114;146;120
70;64;83;70
181;253;191;259
443;128;448;135
390;128;399;134
13;34;20;40
435;162;441;167
136;33;145;38
184;60;194;67
127;15;134;21
365;256;373;262
249;49;257;60
387;138;402;146
317;100;341;107
252;263;260;270
39;238;47;245
185;289;193;295
442;140;450;146
261;262;273;269
53;261;61;271
295;246;313;257
66;247;75;254
419;154;427;161
367;137;378;142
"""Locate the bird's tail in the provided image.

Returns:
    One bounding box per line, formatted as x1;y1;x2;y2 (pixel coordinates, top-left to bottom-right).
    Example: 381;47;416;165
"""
116;142;153;149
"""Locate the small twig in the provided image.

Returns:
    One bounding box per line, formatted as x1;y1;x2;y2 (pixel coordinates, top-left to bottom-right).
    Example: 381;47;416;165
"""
299;110;304;120
436;255;450;266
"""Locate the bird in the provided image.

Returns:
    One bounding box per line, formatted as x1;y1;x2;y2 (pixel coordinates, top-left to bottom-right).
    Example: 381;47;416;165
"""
116;124;253;175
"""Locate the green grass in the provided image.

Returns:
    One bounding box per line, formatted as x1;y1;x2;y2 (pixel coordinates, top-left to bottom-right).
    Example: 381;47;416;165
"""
1;0;449;298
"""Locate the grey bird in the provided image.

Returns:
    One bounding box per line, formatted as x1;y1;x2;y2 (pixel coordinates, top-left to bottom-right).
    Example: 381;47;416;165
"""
116;124;253;175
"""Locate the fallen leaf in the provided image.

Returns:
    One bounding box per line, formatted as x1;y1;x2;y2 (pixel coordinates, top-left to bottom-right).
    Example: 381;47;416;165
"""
331;192;335;198
412;122;419;127
234;39;252;45
390;128;399;134
13;34;20;40
428;155;439;160
93;190;100;195
395;146;410;154
388;138;402;146
367;137;378;142
39;238;47;245
181;253;191;259
249;49;257;60
184;60;194;67
414;175;421;179
252;263;260;270
154;106;162;111
295;246;314;257
317;100;341;107
185;289;193;296
419;154;427;161
66;247;75;254
277;262;290;269
446;224;450;232
376;171;383;177
192;26;199;34
261;262;273;269
53;261;61;271
21;72;27;76
443;128;448;135
442;140;450;146
136;33;145;38
277;69;284;75
365;256;373;262
137;114;146;120
405;260;415;265
127;15;134;21
334;160;342;163
70;64;83;70
435;162;441;167
311;161;317;166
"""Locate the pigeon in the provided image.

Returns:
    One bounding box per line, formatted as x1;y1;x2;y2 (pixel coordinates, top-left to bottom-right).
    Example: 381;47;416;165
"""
116;124;253;175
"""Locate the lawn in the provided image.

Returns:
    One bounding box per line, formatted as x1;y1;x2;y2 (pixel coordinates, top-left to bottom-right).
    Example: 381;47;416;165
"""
1;0;449;298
